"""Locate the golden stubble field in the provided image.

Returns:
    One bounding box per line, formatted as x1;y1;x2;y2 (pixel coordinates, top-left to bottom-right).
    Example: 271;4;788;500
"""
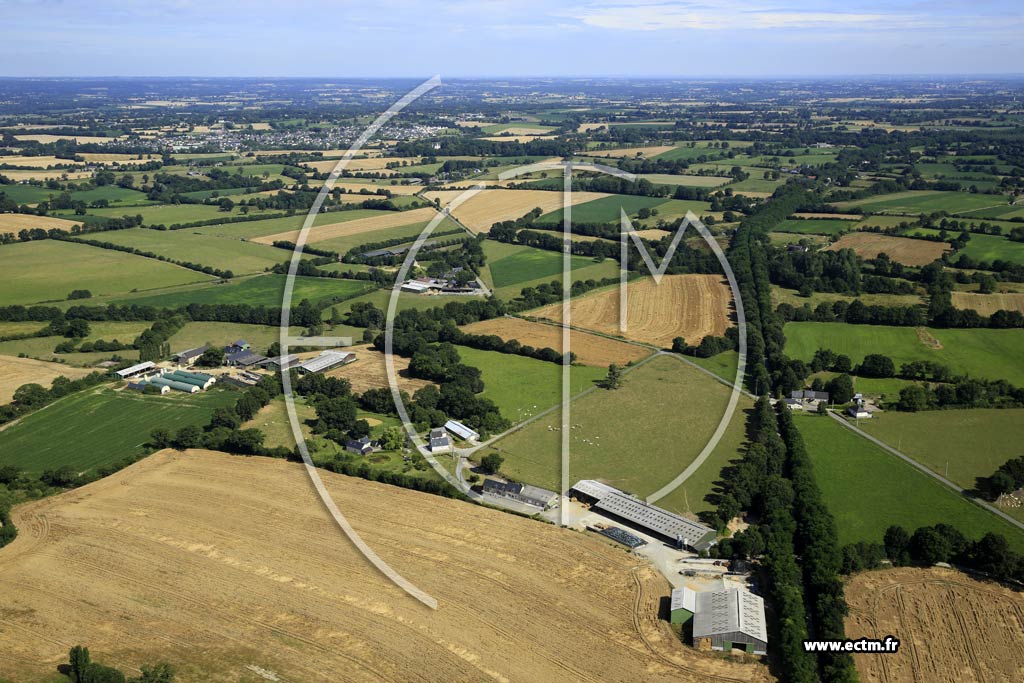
423;188;609;232
250;207;440;245
0;450;771;683
0;355;93;403
0;213;83;232
322;344;433;394
460;317;654;367
824;232;950;267
532;274;734;347
951;291;1024;315
845;567;1024;683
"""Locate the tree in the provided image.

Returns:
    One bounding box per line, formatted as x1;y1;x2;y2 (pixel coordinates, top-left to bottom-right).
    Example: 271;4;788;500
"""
479;453;504;474
602;363;623;390
857;353;895;378
884;525;911;566
909;526;951;566
69;645;91;683
133;663;175;683
209;407;241;431
897;385;930;412
196;347;225;367
149;427;173;449
313;395;358;434
12;382;48;407
65;318;91;338
825;374;854;404
173;424;203;450
378;426;406;451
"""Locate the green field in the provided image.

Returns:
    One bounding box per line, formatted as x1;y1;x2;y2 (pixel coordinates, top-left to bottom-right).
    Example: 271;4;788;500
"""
69;186;153;207
0;320;152;365
455;345;606;424
121;274;374;308
859;409;1024;493
84;228;291;275
638;173;730;188
0;240;211;306
481;355;737;496
62;202;277;226
784;322;1024;385
536;194;668;225
168;321;303;355
906;228;1024;266
0;183;63;204
485;242;608;289
796;414;1024;553
834;190;1008;215
775;218;854;235
0;387;238;475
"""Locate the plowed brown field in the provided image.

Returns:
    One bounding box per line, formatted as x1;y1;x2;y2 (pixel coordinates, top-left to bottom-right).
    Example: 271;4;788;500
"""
532;274;733;347
0;450;771;683
845;567;1024;683
460;317;654;366
824;232;950;266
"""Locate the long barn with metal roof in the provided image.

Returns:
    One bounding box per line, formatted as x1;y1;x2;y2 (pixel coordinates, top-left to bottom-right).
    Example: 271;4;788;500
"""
570;480;716;551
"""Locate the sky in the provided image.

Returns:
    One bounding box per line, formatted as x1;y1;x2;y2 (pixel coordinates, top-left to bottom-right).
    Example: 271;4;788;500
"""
2;0;1023;77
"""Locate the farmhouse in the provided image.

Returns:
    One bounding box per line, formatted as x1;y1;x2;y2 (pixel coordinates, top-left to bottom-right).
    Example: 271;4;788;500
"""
481;479;558;509
174;345;209;366
847;405;872;419
297;350;356;374
444;419;479;442
115;361;156;380
428;428;451;453
345;436;375;455
670;586;768;656
570;480;716;551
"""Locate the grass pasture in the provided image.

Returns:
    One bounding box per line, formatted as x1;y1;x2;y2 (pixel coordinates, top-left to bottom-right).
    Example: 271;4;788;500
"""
783;322;1024;385
483;354;737;496
0;387;237;475
833;190;1008;215
121;274;374;308
0;240;210;306
168;322;302;354
796;414;1024;552
82;227;289;274
859;409;1024;493
775;218;854;236
536;194;668;225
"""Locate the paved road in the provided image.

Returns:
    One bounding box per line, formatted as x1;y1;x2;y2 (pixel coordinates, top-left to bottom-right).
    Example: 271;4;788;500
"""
827;411;1024;533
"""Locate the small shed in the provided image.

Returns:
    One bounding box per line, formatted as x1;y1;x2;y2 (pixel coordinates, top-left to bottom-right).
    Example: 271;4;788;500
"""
670;586;698;624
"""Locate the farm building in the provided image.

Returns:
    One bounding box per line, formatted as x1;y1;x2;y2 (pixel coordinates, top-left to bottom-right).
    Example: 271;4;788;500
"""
683;586;768;656
444;419;479;442
481;479;558;509
791;390;829;404
570;480;716;551
174;345;209;366
226;339;250;354
127;380;169;395
428;428;451;453
297;350;356;374
261;354;299;371
115;361;156;380
148;376;200;394
225;350;267;368
162;371;214;390
847;405;872;419
670;586;698;624
400;279;433;294
782;398;803;411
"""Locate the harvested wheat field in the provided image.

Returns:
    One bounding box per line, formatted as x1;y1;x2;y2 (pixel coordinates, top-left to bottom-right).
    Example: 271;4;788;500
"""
251;207;440;245
0;450;770;683
825;232;950;266
302;157;417;173
13;134;118;145
423;189;608;232
0;155;84;168
328;181;424;195
533;274;733;347
585;145;676;158
0;169;93;182
951;291;1024;316
323;344;433;394
461;317;654;366
845;567;1024;683
77;153;156;165
0;355;93;403
0;213;83;231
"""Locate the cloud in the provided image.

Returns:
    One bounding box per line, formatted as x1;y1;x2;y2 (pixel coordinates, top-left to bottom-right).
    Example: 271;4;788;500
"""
570;1;1000;32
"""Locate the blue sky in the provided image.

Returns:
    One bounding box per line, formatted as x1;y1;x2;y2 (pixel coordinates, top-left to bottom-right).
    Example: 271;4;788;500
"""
2;0;1022;77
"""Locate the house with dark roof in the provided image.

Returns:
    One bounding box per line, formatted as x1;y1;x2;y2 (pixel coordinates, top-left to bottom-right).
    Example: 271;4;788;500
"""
173;345;209;366
345;436;375;455
428;428;451;453
225;350;267;368
481;479;558;509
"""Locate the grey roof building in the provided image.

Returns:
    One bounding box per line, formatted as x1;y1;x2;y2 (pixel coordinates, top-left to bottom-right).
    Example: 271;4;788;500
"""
428;428;451;453
570;480;716;551
481;479;558;509
174;345;209;365
691;587;768;656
